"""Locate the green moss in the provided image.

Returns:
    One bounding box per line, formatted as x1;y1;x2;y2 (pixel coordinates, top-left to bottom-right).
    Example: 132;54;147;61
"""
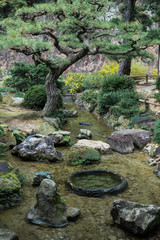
68;147;101;166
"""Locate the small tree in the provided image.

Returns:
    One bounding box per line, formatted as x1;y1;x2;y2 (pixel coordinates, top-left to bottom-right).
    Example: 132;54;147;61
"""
0;0;155;116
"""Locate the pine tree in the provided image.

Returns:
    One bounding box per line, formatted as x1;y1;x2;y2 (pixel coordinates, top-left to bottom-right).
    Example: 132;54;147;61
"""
0;0;156;115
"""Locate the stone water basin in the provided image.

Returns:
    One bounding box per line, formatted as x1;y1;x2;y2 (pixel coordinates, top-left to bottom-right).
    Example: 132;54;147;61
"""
67;169;128;197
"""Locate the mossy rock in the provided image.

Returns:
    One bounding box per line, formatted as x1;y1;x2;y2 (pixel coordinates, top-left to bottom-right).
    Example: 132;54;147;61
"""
0;126;16;147
38;122;56;136
68;146;101;166
0;160;21;207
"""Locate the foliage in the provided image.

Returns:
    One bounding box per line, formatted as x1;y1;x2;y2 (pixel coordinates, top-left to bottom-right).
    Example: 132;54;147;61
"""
0;124;4;137
13;92;24;98
155;76;160;91
4;62;49;92
83;72;102;90
12;129;25;144
111;90;141;118
100;74;134;93
154;92;160;103
65;73;85;94
153;120;160;144
99;61;119;75
0;86;17;93
0;0;157;115
68;147;101;166
130;61;148;76
0;0;26;19
23;85;46;110
82;90;97;111
97;91;120;115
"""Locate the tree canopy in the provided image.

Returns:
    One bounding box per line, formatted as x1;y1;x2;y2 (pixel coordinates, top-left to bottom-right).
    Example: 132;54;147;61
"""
0;0;159;115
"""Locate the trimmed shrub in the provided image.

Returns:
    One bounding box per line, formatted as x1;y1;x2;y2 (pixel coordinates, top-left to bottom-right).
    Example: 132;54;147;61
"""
154;120;160;144
156;76;160;91
154;91;160;102
97;91;120;115
100;74;134;93
23;85;46;110
4;62;49;92
111;90;140;118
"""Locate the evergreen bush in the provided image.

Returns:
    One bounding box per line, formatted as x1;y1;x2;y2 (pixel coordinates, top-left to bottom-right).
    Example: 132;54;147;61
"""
100;74;134;93
4;62;49;92
23;85;47;110
111;90;140;118
154;120;160;144
82;90;97;111
155;76;160;90
97;91;120;115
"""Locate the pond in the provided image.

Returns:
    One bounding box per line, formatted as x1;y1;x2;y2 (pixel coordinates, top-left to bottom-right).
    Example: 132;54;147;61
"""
0;103;160;240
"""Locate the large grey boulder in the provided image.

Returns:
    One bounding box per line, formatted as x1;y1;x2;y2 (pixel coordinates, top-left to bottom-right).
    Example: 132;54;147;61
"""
27;179;68;227
107;135;134;154
12;134;63;163
111;199;160;236
0;229;19;240
107;129;153;153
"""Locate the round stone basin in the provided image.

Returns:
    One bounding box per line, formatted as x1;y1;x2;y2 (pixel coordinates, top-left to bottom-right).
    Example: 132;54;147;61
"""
66;169;128;197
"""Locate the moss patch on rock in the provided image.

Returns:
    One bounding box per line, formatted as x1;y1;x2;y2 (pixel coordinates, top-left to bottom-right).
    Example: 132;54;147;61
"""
0;160;21;207
68;146;101;166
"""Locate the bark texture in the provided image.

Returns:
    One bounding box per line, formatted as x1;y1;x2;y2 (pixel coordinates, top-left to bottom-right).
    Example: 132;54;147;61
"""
117;0;136;75
42;71;59;116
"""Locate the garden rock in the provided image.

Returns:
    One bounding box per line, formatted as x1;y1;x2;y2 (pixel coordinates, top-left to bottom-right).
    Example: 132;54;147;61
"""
67;207;80;221
12;134;63;162
11;97;24;106
33;171;53;186
79;121;91;126
0;160;21;208
110;129;153;150
75;139;110;154
38;122;56;135
68;145;101;165
27;179;68;227
44;117;61;130
107;135;134;154
49;131;71;146
111;199;160;236
0;126;16;147
76;129;92;139
63;110;78;117
0;229;19;240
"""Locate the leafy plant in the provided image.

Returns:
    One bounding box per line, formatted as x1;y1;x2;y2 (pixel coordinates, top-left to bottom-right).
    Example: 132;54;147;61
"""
0;86;17;93
130;61;148;76
99;61;119;75
111;90;141;118
12;130;25;144
65;73;85;93
97;91;120;115
0;125;4;137
100;74;134;93
4;62;49;92
82;90;97;111
23;85;47;110
154;120;160;144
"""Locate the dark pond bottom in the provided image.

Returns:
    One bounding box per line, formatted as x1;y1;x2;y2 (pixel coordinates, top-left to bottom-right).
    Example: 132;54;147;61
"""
67;169;128;197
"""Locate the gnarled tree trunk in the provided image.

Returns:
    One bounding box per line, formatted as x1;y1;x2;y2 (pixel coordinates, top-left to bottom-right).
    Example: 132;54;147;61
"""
117;59;131;75
117;0;136;75
42;71;59;116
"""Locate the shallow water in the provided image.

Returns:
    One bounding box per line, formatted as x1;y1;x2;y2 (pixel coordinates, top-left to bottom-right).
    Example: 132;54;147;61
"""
1;103;160;240
71;172;122;189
